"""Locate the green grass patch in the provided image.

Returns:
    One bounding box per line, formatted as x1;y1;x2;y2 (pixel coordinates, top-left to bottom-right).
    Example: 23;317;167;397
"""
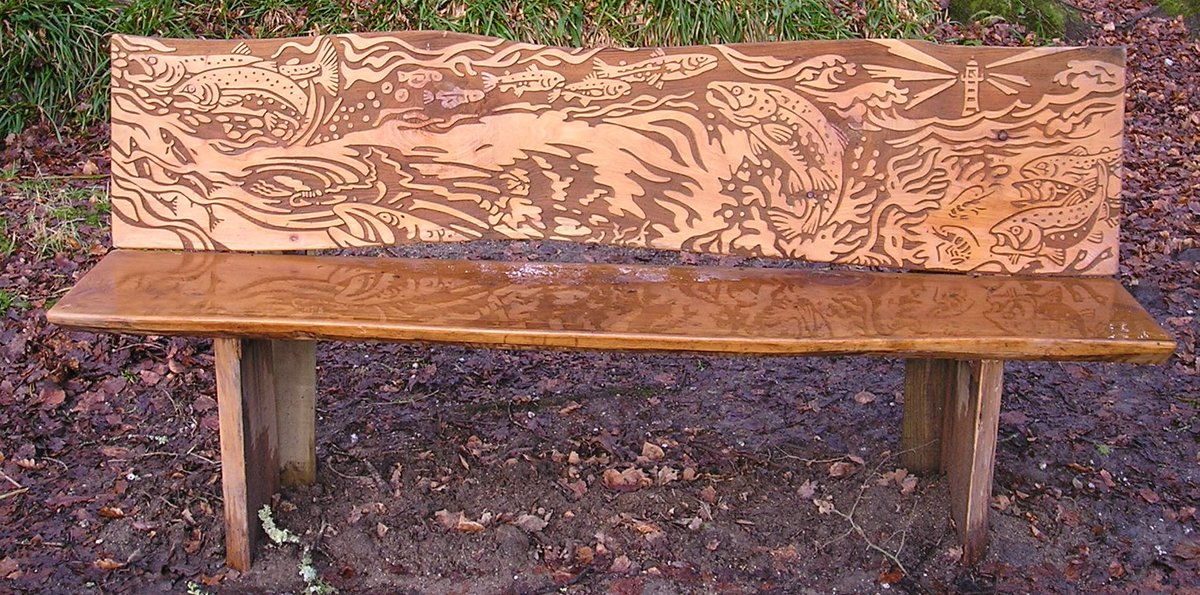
0;216;14;257
2;0;942;137
14;181;107;258
1160;0;1200;18
0;289;30;313
948;0;1078;38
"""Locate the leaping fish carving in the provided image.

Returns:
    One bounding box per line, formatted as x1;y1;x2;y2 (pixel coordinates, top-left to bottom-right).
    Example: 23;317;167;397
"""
706;82;846;239
169;39;340;144
991;162;1112;266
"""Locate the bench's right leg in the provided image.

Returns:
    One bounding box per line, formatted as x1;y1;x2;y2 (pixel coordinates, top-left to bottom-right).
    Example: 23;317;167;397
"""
273;340;317;487
942;359;1004;565
214;338;280;571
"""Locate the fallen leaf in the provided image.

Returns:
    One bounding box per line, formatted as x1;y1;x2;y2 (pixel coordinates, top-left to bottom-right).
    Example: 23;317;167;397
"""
879;565;905;584
81;160;99;175
641;442;665;461
1139;487;1161;504
602;468;651;493
610;554;637;575
433;509;484;533
575;545;594;565
93;558;125;571
98;506;125;519
853;390;877;405
814;497;835;515
1175;539;1200;561
699;485;717;504
828;461;855;478
797;480;816;499
514;514;548;533
376;522;389;538
655;466;679;485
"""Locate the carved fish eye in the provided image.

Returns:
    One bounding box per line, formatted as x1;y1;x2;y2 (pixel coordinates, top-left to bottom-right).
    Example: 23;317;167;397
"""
731;87;742;96
1009;225;1023;235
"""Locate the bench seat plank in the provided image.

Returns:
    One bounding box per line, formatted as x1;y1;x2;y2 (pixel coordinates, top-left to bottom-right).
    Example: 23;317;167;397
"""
48;250;1174;363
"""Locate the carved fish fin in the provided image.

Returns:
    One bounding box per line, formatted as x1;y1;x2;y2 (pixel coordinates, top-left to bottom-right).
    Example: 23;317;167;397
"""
593;57;611;71
1046;248;1066;266
1068;146;1089;155
547;88;562;102
217;94;241;108
512;87;525;97
761;123;793;144
748;134;769;157
809;169;837;192
312;38;340;94
422;90;435;105
232;43;251;55
481;72;498;92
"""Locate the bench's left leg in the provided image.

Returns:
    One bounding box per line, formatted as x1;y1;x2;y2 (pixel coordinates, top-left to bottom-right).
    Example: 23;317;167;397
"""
943;359;1004;565
901;358;956;473
214;338;280;571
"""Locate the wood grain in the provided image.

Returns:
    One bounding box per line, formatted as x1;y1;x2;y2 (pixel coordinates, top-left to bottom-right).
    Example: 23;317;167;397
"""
901;359;956;473
272;340;317;487
48;250;1174;362
943;360;1004;565
213;338;280;570
109;32;1125;274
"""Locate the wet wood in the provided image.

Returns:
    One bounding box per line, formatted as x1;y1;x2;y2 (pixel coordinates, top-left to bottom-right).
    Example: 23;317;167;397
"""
49;250;1175;363
273;340;317;487
109;32;1126;274
943;360;1004;565
901;359;956;473
213;338;279;570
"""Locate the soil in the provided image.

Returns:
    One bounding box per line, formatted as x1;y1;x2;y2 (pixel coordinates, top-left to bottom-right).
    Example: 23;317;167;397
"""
1;1;1197;593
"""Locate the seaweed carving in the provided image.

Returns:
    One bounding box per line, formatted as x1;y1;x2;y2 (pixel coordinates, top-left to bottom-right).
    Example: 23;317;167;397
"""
109;32;1125;274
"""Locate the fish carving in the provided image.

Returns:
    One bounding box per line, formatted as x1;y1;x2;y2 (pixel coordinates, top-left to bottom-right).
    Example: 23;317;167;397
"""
481;64;565;97
706;81;845;238
170;39;340;143
422;87;485;109
550;78;631;106
1016;147;1119;204
991;162;1112;266
591;52;718;88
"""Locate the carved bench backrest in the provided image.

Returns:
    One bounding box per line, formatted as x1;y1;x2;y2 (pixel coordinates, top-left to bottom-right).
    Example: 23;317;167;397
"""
110;32;1124;274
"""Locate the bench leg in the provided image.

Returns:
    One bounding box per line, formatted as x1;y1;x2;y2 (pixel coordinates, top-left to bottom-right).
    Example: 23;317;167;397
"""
900;358;956;473
273;340;317;487
214;338;280;571
942;359;1004;565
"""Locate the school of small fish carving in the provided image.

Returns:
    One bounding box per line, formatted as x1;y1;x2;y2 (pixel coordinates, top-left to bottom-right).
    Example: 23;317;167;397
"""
109;33;1124;274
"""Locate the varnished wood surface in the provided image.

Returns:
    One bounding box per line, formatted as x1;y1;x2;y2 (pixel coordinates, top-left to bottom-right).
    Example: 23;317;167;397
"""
943;360;1004;565
901;359;956;473
110;32;1125;274
214;338;279;570
49;250;1174;362
272;340;317;487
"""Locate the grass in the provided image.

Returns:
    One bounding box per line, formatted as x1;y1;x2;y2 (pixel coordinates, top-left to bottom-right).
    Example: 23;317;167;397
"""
1;0;942;137
0;216;15;257
14;180;108;258
947;0;1078;38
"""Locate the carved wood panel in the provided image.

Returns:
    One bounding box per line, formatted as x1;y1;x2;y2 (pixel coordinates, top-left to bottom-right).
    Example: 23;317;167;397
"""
110;32;1125;274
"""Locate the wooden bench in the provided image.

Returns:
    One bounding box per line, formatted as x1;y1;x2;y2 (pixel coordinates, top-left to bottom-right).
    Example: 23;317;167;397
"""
48;32;1174;571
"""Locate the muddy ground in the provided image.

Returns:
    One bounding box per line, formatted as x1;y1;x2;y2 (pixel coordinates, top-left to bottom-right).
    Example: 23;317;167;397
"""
1;1;1198;593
